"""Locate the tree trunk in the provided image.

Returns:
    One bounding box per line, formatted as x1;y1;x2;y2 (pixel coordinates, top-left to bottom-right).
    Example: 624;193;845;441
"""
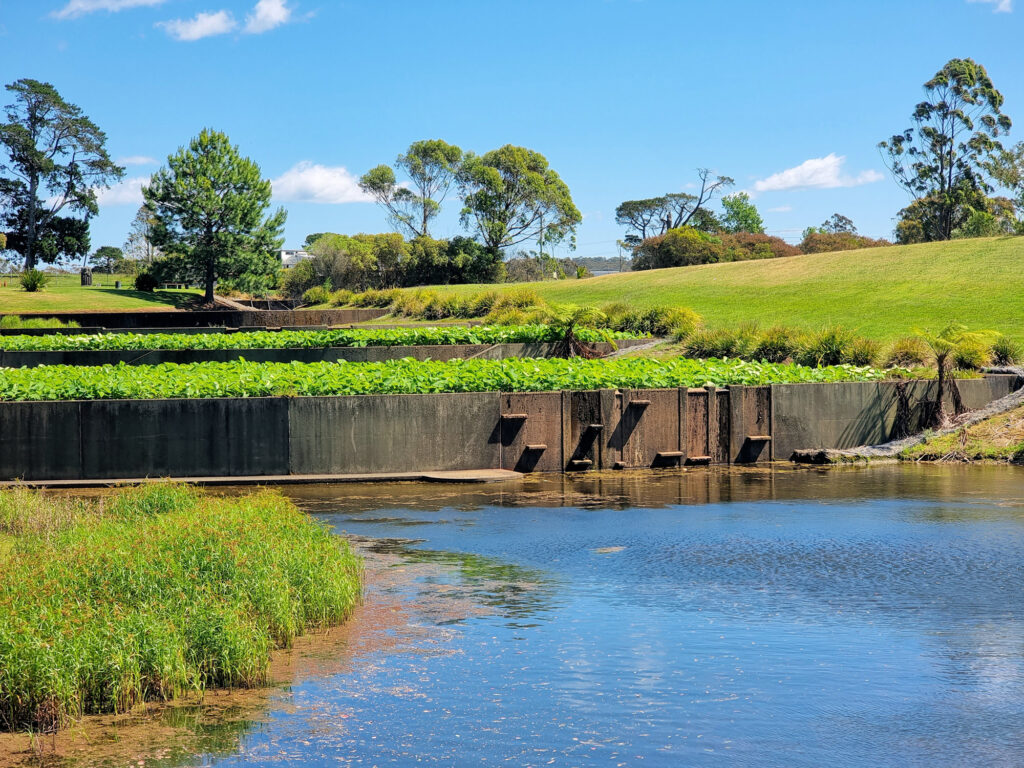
205;254;215;304
25;179;38;271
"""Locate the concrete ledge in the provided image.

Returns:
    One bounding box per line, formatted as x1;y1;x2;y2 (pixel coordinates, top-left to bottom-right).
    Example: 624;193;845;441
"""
0;469;523;489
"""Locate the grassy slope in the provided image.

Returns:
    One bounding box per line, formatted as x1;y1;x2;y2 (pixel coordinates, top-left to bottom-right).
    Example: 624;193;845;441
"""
902;404;1024;463
0;273;200;313
411;237;1024;341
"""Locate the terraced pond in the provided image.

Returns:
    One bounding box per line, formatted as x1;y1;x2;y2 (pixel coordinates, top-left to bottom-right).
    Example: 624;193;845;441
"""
8;465;1024;767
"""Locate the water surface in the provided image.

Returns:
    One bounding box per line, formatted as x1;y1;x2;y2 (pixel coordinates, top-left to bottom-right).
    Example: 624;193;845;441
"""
36;466;1024;767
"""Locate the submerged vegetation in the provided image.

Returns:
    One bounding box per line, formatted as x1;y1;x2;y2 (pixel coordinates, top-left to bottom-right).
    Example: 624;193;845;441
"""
0;485;362;733
0;357;899;402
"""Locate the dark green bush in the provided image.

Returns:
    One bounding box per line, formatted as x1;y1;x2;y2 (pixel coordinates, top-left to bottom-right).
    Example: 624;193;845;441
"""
134;272;158;292
795;327;857;367
990;335;1021;366
751;326;801;363
19;269;50;292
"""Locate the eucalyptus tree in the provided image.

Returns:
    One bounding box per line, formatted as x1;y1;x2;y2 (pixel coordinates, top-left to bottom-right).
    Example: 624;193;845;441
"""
0;78;123;270
457;144;581;257
880;58;1011;241
143;129;286;303
615;169;734;241
359;139;463;238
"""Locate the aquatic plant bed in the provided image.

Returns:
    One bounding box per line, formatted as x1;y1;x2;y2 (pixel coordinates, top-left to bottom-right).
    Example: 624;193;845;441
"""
0;358;894;401
0;325;639;351
0;484;362;732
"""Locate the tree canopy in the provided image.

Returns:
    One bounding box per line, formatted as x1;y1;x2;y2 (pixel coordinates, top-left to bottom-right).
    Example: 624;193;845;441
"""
880;58;1011;241
720;192;764;234
0;78;123;270
457;144;581;254
143;129;286;302
615;169;734;242
359;139;463;239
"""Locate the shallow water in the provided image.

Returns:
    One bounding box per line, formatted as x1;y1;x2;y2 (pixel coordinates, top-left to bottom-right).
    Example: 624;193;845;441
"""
25;465;1024;767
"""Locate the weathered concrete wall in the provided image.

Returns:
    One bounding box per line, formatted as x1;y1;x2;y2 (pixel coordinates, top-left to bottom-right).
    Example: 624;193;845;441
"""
287;393;501;474
0;340;636;368
0;375;1015;481
770;375;1019;460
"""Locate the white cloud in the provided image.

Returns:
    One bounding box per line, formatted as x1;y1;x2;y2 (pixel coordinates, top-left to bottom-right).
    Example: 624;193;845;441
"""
117;155;157;166
752;154;884;194
96;176;149;206
968;0;1012;12
244;0;292;33
271;162;371;204
766;205;792;213
157;10;236;41
52;0;166;19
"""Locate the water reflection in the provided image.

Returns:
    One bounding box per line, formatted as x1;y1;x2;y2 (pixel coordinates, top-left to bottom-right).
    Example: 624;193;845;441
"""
10;464;1024;767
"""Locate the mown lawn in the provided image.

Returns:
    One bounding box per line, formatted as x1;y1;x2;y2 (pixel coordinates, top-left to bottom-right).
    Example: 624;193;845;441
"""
397;237;1024;342
0;273;201;313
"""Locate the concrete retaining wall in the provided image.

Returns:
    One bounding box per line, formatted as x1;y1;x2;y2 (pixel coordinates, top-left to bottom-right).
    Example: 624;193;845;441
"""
0;375;1016;481
0;340;644;368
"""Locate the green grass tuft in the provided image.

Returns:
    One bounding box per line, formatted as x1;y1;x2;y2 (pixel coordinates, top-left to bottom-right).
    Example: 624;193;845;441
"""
0;485;362;732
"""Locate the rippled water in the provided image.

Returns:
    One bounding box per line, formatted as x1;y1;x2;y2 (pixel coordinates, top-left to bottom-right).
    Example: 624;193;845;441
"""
39;465;1024;767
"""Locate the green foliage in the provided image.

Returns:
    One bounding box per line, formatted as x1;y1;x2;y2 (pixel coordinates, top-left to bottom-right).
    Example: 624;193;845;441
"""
751;326;801;363
615;171;734;241
720;192;764;234
952;207;1010;238
799;230;891;254
0;357;896;402
684;327;756;359
795;326;860;367
0;485;362;731
328;288;355;307
143;129;286;303
302;284;331;306
880;58;1011;241
0;315;79;329
359;140;463;239
18;268;49;292
990;335;1022;366
884;336;930;367
0;78;124;270
133;271;157;292
952;339;991;370
633;226;726;269
458;145;581;253
607;306;701;337
0;325;641;352
89;245;125;273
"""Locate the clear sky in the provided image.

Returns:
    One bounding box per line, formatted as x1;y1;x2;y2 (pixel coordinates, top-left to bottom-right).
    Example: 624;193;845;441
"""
1;0;1021;259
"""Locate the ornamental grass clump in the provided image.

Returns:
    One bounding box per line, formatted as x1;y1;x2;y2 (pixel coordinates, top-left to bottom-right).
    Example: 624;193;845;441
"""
989;335;1021;366
0;485;362;733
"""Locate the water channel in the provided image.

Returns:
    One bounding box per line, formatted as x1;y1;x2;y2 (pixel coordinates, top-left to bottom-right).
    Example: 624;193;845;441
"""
18;465;1024;767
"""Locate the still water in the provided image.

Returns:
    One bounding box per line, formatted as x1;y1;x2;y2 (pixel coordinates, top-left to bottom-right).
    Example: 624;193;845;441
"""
48;466;1024;766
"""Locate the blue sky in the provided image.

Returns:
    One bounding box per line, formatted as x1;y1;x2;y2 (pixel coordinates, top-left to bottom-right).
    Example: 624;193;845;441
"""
0;0;1021;259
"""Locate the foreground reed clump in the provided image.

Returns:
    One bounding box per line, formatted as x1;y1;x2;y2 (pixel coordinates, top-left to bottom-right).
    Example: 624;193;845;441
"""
0;484;362;733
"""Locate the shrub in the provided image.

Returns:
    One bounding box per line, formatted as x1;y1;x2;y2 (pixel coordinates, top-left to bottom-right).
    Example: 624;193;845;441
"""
884;336;930;368
795;326;857;367
280;259;317;300
350;288;400;308
752;326;801;363
491;287;542;312
684;327;755;359
328;288;355;307
467;291;500;317
952;340;991;371
302;284;331;306
633;226;726;270
799;231;891;254
610;306;701;337
134;272;158;292
847;337;881;366
719;232;802;260
990;335;1022;366
19;269;50;292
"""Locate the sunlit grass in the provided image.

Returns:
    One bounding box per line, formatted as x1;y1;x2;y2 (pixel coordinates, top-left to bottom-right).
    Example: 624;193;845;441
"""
0;484;362;733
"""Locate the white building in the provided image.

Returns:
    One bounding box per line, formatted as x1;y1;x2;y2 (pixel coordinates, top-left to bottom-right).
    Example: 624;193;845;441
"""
278;249;311;268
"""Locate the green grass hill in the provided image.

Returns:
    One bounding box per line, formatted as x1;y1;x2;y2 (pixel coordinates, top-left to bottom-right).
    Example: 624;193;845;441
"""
413;236;1024;341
